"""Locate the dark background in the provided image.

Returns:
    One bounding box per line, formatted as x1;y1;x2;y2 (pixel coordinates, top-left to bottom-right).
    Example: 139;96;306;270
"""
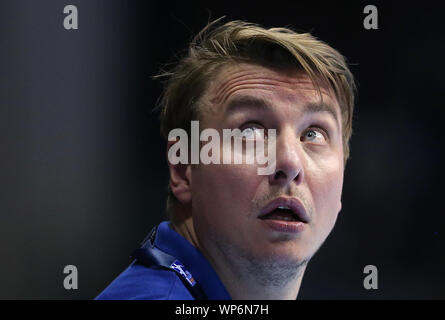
0;0;443;299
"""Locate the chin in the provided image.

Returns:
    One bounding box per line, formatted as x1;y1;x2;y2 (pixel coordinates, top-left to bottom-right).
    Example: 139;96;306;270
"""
250;242;312;264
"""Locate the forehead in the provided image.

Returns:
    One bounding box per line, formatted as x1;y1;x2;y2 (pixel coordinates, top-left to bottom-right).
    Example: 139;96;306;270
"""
203;62;339;110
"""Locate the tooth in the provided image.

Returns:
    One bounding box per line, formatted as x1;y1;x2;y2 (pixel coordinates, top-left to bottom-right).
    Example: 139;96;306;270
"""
277;206;290;210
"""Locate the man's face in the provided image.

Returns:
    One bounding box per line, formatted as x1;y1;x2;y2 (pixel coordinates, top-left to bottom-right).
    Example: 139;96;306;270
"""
189;62;344;272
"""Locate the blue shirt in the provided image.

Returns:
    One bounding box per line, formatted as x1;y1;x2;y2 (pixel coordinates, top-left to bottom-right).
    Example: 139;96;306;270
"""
95;221;232;300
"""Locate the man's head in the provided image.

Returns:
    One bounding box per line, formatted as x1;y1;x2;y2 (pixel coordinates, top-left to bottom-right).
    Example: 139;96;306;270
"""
156;19;356;295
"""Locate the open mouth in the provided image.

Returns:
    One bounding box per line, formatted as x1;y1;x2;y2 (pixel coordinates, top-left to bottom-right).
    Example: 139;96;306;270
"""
257;197;308;233
258;197;309;224
259;206;303;222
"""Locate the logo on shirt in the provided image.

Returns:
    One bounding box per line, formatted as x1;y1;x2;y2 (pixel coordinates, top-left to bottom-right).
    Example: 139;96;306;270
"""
170;260;196;287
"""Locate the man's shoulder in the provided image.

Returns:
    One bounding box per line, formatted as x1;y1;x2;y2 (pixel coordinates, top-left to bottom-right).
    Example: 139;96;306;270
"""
95;261;194;300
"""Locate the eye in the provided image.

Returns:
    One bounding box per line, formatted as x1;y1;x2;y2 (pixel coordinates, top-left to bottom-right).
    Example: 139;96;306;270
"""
240;124;266;140
301;127;327;144
241;127;255;138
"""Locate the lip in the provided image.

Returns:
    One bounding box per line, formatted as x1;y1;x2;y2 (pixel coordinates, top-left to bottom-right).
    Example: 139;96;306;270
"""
260;219;306;234
258;196;309;224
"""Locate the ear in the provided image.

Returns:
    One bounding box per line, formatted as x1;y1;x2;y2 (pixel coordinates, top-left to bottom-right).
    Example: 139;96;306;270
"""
167;140;192;204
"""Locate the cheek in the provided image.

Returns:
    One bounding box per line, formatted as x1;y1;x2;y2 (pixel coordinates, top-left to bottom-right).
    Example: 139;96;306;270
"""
309;158;344;229
191;163;261;228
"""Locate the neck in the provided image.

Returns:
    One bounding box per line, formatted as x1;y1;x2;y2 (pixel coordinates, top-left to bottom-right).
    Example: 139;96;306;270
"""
171;209;306;300
226;273;305;300
170;204;200;248
203;243;307;300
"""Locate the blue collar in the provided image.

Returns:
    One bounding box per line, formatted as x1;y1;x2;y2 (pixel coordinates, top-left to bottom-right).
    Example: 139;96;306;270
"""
154;221;231;300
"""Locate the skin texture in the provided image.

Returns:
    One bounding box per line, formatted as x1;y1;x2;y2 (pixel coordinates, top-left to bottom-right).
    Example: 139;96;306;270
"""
169;62;345;300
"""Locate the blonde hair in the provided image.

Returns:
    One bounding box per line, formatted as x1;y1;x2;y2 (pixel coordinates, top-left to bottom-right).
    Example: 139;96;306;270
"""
154;19;357;214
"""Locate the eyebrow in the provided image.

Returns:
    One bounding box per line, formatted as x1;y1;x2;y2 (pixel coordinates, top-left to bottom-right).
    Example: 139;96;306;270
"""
302;101;340;129
225;95;271;114
225;95;340;129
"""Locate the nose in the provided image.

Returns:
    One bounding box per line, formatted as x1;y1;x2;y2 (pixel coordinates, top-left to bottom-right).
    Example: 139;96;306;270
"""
269;128;304;187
